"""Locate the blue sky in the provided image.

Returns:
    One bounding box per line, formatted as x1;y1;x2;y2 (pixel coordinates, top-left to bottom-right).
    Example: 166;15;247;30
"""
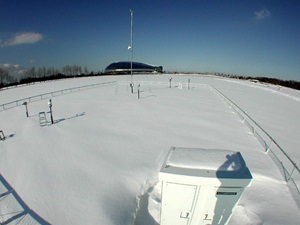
0;0;299;80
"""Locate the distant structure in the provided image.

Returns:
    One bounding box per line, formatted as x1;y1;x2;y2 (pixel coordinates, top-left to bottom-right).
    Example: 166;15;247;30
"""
104;61;163;74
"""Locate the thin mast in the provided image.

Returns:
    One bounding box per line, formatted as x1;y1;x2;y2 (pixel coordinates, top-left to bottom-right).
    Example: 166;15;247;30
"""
130;9;134;84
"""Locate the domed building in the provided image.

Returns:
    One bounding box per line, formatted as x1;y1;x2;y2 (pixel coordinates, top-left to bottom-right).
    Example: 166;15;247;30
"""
104;61;163;74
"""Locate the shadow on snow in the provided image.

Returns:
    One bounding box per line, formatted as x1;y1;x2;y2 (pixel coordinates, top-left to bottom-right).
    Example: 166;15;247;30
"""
0;173;50;224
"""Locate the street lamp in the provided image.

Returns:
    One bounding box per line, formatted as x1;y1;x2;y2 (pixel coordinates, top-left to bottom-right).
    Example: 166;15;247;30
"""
48;99;54;124
22;101;29;117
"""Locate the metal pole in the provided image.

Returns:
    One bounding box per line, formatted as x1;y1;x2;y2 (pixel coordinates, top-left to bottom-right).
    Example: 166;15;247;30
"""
22;102;29;117
49;99;54;124
50;107;53;124
130;9;134;93
137;84;141;99
25;104;28;117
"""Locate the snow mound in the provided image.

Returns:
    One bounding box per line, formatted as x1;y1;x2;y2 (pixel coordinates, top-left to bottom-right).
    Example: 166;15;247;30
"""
166;148;242;171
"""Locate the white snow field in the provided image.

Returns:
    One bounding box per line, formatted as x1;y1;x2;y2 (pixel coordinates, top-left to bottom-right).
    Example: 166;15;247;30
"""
0;74;299;224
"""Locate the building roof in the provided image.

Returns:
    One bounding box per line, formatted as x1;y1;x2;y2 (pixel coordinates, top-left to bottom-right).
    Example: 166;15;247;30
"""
104;61;163;74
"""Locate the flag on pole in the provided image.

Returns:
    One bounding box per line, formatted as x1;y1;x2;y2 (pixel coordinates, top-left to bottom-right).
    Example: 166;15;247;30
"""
128;45;132;50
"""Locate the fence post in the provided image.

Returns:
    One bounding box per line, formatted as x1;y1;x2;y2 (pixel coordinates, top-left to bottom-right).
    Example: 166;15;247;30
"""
22;101;29;117
266;139;273;153
287;164;297;182
252;124;256;134
242;115;245;122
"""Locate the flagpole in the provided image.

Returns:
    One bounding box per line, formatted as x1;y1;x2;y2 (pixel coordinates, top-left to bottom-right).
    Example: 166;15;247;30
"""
130;9;134;93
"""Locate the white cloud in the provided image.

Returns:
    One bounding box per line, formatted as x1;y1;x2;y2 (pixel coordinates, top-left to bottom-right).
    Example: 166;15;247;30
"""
0;32;43;47
255;8;271;20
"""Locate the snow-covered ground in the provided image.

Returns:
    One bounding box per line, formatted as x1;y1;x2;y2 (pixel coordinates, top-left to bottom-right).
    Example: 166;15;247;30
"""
0;74;299;224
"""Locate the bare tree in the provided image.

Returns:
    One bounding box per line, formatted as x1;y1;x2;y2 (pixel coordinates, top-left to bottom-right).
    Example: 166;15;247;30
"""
29;67;36;78
0;68;9;85
62;65;71;75
84;66;89;75
37;67;43;78
46;67;53;77
7;75;17;84
43;67;47;77
71;65;82;75
23;69;30;79
54;68;60;75
78;65;82;75
62;65;85;76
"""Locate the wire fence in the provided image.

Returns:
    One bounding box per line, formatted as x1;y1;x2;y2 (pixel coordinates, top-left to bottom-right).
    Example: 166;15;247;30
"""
0;81;117;112
117;80;208;92
210;85;300;203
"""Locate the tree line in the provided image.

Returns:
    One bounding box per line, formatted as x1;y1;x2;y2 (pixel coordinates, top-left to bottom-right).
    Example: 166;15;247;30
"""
0;65;100;89
23;65;91;78
1;65;300;91
24;67;59;78
224;74;300;91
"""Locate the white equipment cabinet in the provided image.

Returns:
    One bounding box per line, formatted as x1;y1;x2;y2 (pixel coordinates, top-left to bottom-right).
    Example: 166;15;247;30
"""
159;147;252;225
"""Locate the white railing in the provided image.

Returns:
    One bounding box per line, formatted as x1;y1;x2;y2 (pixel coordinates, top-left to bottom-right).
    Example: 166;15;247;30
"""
0;81;117;112
210;85;300;202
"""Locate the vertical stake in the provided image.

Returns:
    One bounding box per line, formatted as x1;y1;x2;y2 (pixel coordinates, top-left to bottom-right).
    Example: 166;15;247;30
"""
22;101;29;117
130;83;134;94
0;130;5;141
137;84;141;99
48;99;54;124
